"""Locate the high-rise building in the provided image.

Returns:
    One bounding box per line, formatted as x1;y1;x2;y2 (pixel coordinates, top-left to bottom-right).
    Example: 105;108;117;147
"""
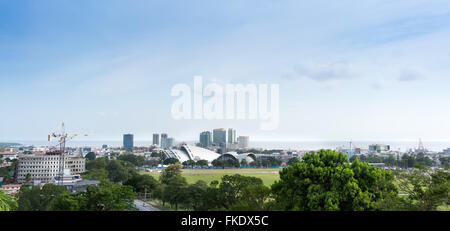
123;134;134;149
153;133;160;146
161;133;168;139
161;137;174;149
200;131;212;148
444;148;450;154
213;128;226;145
369;144;390;153
228;128;236;144
238;136;249;149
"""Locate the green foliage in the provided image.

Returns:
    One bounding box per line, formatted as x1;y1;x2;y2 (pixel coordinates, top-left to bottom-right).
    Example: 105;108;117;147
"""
182;160;196;167
184;180;209;210
396;169;450;211
124;174;159;194
215;174;264;210
17;184;66;211
85;152;96;161
82;168;109;182
86;157;108;170
163;158;180;165
0;191;17;211
118;154;146;167
230;184;272;211
85;157;138;183
351;153;435;168
211;159;240;168
162;175;188;210
287;157;300;166
261;157;282;167
105;160;137;183
51;181;135;211
159;163;182;184
196;160;209;167
272;149;399;211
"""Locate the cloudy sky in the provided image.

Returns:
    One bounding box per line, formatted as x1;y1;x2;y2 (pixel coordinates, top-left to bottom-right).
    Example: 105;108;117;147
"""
1;0;450;143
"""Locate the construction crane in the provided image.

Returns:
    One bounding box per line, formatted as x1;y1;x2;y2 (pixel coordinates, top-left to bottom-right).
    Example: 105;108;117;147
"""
48;122;92;185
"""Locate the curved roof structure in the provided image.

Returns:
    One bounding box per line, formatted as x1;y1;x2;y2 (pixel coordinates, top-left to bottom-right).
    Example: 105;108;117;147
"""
162;145;221;163
218;152;257;163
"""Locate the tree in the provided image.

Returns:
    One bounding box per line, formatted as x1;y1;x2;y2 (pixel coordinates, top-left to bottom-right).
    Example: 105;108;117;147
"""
40;184;67;210
86;157;108;170
118;154;146;167
185;180;208;210
105;160;137;183
231;184;272;211
124;174;159;195
272;149;398;211
163;175;188;210
164;158;180;165
79;181;135;211
196;160;209;167
216;174;264;210
85;152;96;161
182;160;196;168
17;184;66;211
160;163;182;185
397;169;450;211
287;157;300;166
0;191;17;211
83;168;109;182
25;173;31;183
49;191;82;211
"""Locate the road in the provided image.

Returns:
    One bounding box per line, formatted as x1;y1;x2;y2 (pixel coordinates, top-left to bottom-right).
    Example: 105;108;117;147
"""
134;199;162;211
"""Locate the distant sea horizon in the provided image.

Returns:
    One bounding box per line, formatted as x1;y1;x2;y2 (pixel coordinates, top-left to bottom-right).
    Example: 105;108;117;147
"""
4;140;450;152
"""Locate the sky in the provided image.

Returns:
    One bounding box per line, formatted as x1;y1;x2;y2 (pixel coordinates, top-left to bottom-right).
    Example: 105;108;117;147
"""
1;0;450;144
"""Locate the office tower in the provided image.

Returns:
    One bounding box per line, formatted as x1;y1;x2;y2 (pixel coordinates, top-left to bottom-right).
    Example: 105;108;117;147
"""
200;131;212;148
153;133;160;146
228;128;236;144
123;134;134;149
213;128;226;145
238;136;249;149
160;133;170;148
369;144;390;153
161;137;174;149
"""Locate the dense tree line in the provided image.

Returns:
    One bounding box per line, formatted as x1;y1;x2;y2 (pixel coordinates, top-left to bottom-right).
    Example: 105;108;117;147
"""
16;182;135;211
349;153;435;168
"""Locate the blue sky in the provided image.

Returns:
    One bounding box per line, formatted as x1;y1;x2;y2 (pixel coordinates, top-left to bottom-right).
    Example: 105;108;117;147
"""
1;0;450;143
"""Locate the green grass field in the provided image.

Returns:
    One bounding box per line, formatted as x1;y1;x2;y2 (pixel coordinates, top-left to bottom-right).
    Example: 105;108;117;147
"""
141;168;281;186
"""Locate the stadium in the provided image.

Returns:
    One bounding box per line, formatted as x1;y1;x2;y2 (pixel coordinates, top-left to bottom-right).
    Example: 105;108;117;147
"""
161;145;256;164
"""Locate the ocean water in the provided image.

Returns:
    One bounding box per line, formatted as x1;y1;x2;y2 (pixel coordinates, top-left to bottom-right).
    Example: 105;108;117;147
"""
10;140;450;152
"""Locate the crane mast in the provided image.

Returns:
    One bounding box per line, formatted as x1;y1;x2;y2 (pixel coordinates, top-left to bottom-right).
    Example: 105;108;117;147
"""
48;122;91;185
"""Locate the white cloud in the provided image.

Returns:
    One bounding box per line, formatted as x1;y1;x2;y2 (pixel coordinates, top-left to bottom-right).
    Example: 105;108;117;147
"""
292;61;356;82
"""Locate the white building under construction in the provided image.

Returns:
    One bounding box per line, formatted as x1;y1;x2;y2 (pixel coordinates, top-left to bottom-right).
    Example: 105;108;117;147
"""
16;153;85;184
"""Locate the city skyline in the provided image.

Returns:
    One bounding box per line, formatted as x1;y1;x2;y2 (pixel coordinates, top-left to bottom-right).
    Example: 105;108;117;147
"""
2;1;450;142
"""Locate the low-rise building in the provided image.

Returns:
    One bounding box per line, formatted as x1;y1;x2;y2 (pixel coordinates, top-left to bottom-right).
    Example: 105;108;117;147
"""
1;184;22;195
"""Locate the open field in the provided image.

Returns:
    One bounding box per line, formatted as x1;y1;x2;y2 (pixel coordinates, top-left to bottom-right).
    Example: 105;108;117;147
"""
141;168;282;186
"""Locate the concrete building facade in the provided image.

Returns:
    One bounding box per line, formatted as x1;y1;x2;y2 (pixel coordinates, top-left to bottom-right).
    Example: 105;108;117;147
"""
16;154;85;184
